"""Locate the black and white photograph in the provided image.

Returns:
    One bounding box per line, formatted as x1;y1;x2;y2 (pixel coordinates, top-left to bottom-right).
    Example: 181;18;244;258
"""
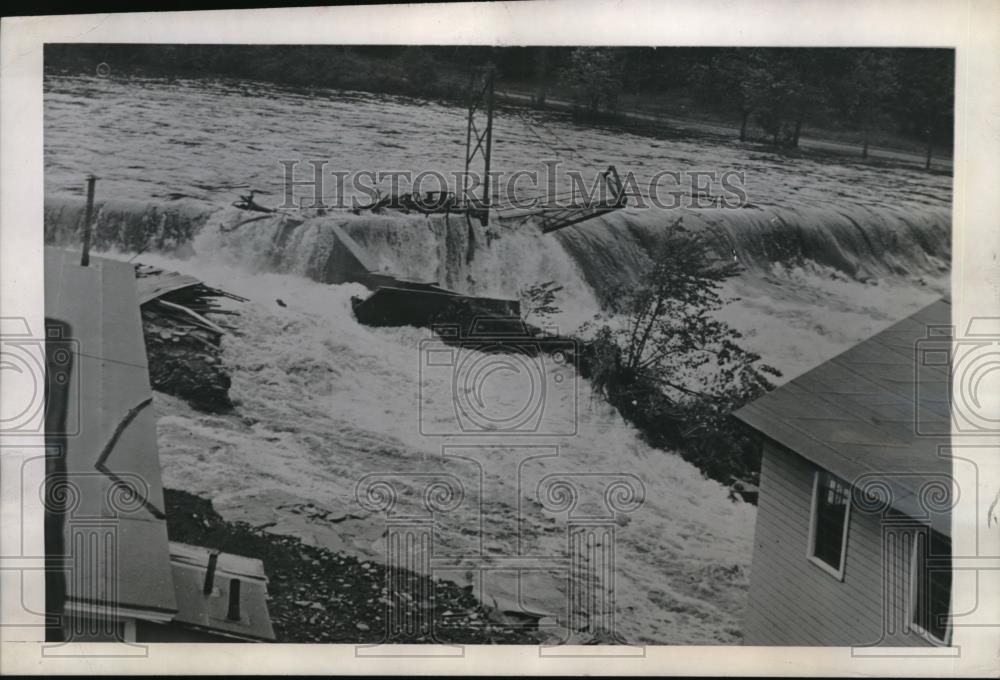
1;2;998;676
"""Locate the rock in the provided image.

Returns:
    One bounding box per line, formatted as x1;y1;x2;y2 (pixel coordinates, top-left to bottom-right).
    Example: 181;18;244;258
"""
356;622;370;631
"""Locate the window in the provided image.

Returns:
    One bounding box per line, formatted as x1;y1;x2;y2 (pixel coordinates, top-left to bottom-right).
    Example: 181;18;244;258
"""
807;470;851;579
911;530;952;645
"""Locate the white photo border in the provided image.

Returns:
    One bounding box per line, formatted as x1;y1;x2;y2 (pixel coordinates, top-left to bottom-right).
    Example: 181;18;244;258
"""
2;0;998;675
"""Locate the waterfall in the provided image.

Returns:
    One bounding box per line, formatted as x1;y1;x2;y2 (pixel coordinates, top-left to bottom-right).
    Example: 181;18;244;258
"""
45;194;950;315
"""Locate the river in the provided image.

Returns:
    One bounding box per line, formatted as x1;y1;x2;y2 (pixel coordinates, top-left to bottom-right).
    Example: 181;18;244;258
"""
43;73;951;644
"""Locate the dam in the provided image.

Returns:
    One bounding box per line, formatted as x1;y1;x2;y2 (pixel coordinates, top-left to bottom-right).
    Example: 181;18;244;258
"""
42;72;951;645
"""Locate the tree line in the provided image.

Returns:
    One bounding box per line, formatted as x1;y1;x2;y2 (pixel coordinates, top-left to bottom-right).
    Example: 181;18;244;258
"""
45;44;954;166
553;47;953;166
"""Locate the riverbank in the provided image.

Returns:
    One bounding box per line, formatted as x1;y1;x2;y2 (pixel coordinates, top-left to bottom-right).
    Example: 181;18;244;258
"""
44;45;950;172
45;70;949;644
494;90;953;171
164;488;544;644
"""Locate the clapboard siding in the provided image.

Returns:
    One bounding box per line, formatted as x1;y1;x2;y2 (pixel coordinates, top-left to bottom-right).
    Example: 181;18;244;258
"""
744;442;934;646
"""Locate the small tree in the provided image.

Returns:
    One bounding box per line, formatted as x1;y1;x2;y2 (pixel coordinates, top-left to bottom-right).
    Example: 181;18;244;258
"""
691;48;766;143
741;51;794;147
891;50;954;170
610;219;776;397
742;49;837;149
561;47;624;116
842;50;898;160
586;217;780;482
518;280;563;326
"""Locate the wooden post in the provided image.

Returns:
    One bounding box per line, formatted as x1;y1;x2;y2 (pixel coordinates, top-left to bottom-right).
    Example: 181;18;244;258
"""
80;175;97;267
226;578;242;621
203;552;218;595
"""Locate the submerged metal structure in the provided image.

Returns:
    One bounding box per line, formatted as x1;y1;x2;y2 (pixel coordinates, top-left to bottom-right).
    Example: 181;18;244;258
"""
465;64;629;233
534;165;629;234
345;62;630;234
463;65;496;226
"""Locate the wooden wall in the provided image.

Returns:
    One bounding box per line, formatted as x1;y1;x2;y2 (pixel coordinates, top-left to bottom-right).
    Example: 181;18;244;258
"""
743;441;937;647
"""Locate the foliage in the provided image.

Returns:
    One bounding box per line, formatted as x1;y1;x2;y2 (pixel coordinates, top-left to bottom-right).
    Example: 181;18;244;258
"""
560;47;625;115
44;44;472;103
685;47;953;155
582;218;780;483
517;280;564;326
831;50;900;157
690;48;761;141
891;49;955;166
44;45;955;158
841;50;899;128
738;49;838;147
400;46;439;86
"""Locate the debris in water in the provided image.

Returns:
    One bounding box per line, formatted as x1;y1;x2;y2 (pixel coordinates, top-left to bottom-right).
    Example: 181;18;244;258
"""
134;263;247;413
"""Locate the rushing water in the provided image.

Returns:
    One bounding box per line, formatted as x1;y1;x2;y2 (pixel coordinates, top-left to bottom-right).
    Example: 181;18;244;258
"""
44;73;951;644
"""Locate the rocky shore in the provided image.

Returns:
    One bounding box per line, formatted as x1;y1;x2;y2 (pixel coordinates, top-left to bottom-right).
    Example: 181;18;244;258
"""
164;489;544;644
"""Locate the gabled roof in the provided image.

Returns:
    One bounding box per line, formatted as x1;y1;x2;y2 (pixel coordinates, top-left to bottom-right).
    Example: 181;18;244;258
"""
734;298;952;533
45;248;178;619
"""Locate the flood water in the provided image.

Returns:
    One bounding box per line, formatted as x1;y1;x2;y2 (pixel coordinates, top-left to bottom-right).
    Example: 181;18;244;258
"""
44;73;951;644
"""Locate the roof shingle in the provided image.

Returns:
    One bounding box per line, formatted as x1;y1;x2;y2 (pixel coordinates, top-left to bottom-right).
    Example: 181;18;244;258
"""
734;298;952;533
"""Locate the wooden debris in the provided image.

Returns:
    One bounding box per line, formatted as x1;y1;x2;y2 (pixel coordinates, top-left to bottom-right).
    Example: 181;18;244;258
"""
133;264;245;413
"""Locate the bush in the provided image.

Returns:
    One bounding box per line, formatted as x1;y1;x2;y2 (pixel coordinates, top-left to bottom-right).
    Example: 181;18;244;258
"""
579;218;780;484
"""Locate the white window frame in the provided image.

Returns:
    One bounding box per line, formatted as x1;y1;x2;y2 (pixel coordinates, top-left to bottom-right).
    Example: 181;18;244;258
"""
806;469;851;581
909;530;952;646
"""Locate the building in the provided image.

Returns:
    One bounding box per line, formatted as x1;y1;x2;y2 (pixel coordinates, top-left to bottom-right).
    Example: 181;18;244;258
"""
734;297;953;647
44;247;275;643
